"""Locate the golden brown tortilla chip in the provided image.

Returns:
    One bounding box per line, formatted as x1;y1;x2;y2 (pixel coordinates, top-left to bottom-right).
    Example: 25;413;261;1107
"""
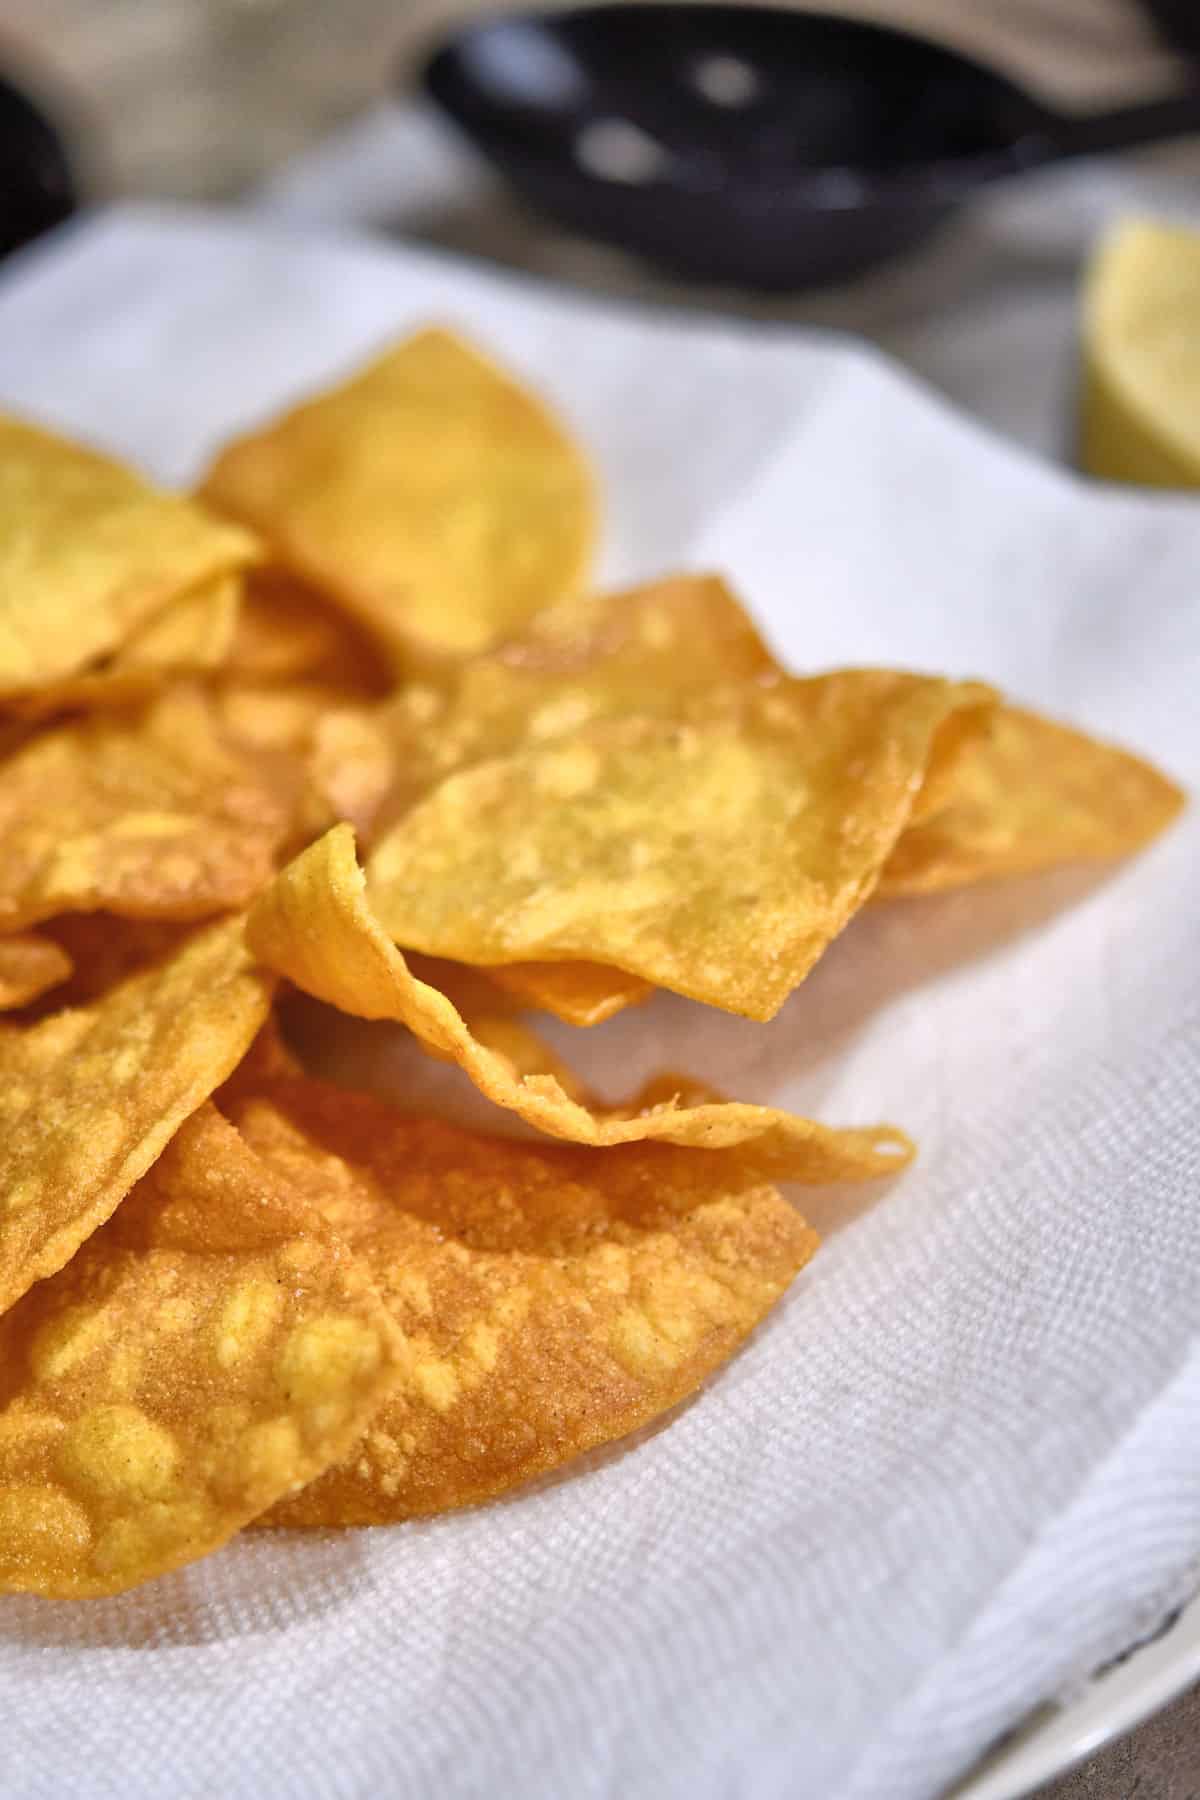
0;414;258;696
0;1104;401;1596
246;826;913;1180
374;572;780;822
221;1075;819;1524
0;917;273;1317
201;328;596;665
7;575;243;722
0;686;295;931
367;674;994;1020
880;705;1185;895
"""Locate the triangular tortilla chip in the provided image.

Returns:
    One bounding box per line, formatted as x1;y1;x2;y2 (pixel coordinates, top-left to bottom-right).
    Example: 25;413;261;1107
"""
245;826;912;1181
367;674;994;1019
881;705;1184;895
0;918;273;1316
201;328;595;665
0;414;257;696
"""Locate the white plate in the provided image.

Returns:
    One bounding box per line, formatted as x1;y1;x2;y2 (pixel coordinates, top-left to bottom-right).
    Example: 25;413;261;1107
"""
952;1592;1200;1798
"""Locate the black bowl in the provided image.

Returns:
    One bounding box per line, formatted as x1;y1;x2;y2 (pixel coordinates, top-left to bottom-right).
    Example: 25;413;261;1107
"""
421;5;1051;289
0;70;78;263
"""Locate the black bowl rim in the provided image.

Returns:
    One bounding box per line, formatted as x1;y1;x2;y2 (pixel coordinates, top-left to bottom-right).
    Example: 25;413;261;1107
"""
418;2;1056;211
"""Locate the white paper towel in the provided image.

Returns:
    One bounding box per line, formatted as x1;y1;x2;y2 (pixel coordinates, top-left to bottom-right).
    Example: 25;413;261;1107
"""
0;206;1197;1800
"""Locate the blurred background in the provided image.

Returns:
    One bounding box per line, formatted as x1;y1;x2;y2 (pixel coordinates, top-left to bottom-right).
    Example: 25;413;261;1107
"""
1;0;1195;199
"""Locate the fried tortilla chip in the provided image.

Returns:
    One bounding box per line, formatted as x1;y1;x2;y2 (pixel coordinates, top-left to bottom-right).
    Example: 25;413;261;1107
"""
8;575;243;722
375;573;780;820
0;918;273;1317
0;686;295;931
227;568;387;693
0;934;73;1011
246;826;912;1179
120;573;241;672
201;328;595;664
307;706;397;839
880;705;1185;895
218;1075;819;1525
0;1104;401;1596
487;960;654;1027
0;415;258;696
366;674;994;1020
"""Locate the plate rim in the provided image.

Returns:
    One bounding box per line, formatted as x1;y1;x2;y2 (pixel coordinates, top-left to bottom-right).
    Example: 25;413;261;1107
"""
949;1587;1200;1799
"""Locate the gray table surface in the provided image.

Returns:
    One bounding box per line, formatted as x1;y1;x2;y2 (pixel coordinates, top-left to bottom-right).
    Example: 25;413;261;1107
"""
3;3;1199;1794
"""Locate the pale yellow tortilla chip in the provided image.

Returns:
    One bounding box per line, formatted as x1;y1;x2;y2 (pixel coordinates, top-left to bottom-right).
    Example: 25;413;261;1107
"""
0;934;73;1011
0;1103;402;1596
200;327;596;665
0;917;273;1317
218;1075;820;1526
0;414;258;696
7;575;243;722
115;574;241;674
366;674;994;1020
374;572;780;822
245;826;913;1180
880;705;1185;895
0;686;296;931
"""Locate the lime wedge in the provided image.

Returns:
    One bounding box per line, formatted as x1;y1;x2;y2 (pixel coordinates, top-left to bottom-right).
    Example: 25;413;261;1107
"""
1081;218;1200;489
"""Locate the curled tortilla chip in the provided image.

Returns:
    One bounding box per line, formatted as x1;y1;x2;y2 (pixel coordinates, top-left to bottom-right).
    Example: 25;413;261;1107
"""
0;1104;402;1596
201;328;596;664
246;826;912;1180
0;933;73;1010
375;572;780;821
0;686;296;931
219;1075;820;1525
880;705;1185;896
0;917;273;1318
367;673;994;1020
0;414;258;697
7;575;243;722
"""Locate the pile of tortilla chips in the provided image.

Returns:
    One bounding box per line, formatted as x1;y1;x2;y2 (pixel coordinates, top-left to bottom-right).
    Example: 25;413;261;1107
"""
0;329;1182;1598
